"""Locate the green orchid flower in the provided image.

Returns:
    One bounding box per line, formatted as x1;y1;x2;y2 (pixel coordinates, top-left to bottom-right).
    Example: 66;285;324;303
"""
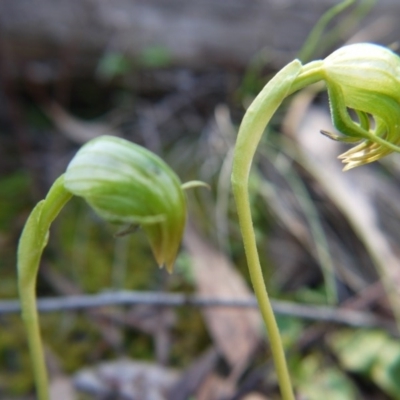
64;135;187;272
231;42;400;400
18;135;199;400
322;43;400;169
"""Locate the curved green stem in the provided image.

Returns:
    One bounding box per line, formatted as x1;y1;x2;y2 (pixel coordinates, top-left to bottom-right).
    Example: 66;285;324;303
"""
17;175;72;400
231;60;323;399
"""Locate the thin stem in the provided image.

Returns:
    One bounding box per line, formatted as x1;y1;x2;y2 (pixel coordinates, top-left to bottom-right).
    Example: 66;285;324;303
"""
232;60;323;399
297;0;354;62
20;281;48;400
233;184;296;400
17;175;72;400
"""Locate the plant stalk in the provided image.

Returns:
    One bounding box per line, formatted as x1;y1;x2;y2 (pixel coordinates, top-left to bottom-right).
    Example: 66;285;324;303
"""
231;61;323;399
20;282;49;400
232;183;295;400
17;175;72;400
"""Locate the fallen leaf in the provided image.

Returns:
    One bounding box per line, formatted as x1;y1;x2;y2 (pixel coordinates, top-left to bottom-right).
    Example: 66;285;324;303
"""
184;224;261;375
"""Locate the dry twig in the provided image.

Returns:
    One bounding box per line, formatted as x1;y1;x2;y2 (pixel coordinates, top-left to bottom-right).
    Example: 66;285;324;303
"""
1;290;395;332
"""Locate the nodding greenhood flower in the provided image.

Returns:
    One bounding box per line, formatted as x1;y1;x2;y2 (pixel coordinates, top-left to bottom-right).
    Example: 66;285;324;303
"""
320;43;400;170
64;135;188;273
18;135;205;400
230;41;400;400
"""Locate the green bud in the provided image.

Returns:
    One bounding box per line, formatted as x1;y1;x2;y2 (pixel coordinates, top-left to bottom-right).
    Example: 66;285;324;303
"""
321;43;400;169
64;135;187;272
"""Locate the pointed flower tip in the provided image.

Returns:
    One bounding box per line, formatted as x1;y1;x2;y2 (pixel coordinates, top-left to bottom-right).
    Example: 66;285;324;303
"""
152;247;174;273
342;163;355;172
155;259;174;274
64;135;187;271
165;263;174;274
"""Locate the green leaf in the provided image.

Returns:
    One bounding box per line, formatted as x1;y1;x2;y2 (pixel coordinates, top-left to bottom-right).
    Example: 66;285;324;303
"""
328;329;400;398
295;353;358;400
139;46;172;68
328;329;387;373
97;52;132;80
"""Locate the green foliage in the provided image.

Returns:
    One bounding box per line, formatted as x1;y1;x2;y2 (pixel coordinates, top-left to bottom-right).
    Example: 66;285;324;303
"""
97;46;172;81
0;173;31;300
329;329;400;398
173;251;196;286
293;287;330;306
97;52;132;80
139;45;172;68
295;353;358;399
0;317;33;395
276;315;305;349
0;172;31;232
42;313;105;373
170;307;210;367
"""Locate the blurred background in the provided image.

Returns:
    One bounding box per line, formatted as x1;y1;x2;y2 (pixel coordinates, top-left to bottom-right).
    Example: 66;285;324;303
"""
2;0;400;399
